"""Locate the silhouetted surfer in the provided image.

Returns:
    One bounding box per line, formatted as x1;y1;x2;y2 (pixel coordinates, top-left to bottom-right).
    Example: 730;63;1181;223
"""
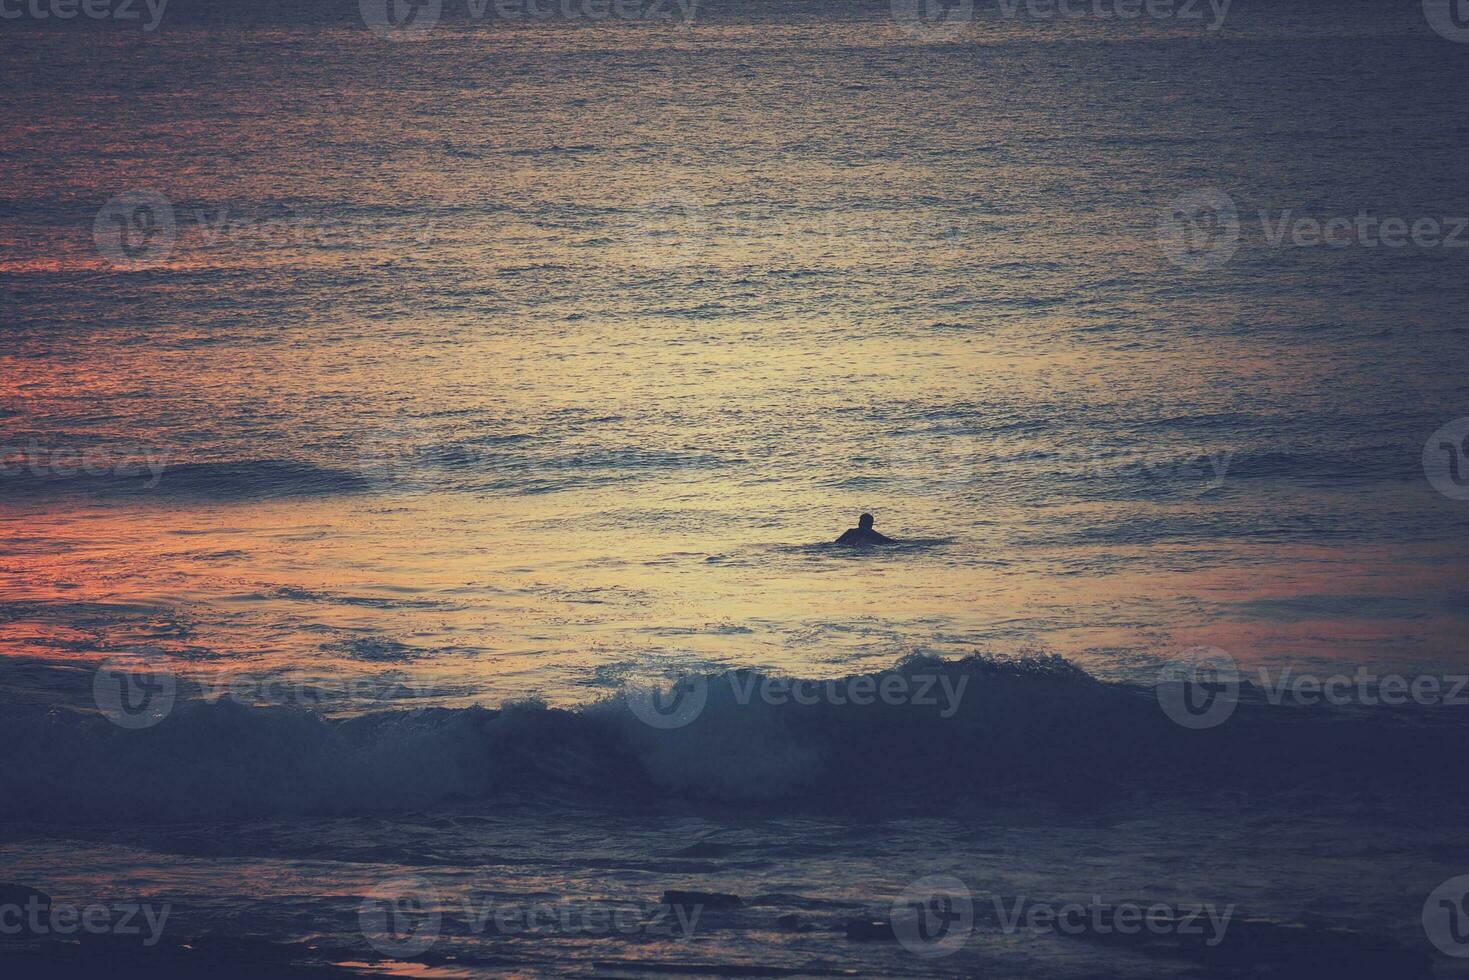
835;513;894;546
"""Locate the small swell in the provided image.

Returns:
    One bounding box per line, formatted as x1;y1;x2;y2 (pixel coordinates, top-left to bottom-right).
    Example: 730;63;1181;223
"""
0;459;369;500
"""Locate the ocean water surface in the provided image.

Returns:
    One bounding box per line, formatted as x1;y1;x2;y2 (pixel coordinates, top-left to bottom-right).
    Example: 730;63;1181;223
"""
3;1;1469;976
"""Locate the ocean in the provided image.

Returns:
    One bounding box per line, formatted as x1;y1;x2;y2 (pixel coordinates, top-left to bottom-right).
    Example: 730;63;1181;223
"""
3;0;1469;976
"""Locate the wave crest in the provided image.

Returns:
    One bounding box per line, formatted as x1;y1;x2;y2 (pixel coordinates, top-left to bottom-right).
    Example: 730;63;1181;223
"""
3;654;1465;822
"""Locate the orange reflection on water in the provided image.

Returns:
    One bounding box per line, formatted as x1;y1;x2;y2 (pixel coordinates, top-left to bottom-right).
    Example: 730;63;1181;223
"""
4;484;1468;710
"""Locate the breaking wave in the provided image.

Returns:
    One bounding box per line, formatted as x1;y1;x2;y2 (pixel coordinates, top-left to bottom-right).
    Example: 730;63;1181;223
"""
3;654;1466;822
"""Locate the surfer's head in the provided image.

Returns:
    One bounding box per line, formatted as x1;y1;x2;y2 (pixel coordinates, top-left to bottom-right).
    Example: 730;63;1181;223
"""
858;513;874;529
